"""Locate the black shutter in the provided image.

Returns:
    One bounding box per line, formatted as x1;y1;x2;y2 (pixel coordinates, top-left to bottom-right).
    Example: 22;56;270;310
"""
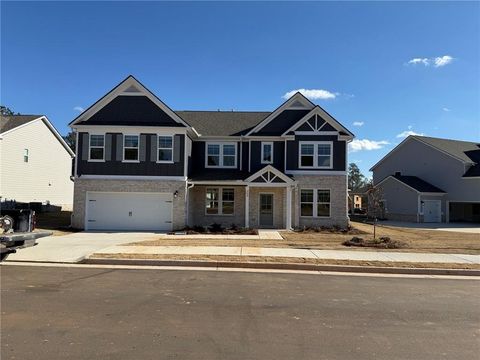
105;134;112;161
150;134;157;162
173;135;181;162
116;134;123;161
81;133;89;160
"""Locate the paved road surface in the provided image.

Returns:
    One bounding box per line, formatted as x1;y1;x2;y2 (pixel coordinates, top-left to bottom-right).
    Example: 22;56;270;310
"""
1;265;479;360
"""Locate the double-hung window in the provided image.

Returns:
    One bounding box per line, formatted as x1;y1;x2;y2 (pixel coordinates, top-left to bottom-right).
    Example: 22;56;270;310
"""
261;142;273;164
205;188;235;215
89;134;105;161
123;135;139;161
299;142;332;168
158;135;173;162
206;143;237;168
300;189;331;217
23;149;29;163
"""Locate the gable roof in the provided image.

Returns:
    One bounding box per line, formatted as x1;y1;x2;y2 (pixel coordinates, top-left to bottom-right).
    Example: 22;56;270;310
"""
378;174;446;193
370;135;480;171
0;115;43;134
0;115;75;157
176;111;269;136
463;164;480;178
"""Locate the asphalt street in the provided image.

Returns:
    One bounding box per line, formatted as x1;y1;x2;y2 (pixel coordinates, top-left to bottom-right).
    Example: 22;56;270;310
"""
1;265;479;360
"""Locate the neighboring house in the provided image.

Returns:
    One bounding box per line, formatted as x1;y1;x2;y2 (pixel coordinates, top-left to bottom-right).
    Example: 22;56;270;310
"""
69;75;354;231
370;135;480;223
0;115;75;209
348;190;365;212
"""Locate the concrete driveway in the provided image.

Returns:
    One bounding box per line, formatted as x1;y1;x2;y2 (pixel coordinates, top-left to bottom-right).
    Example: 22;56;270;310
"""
5;231;160;263
379;221;480;234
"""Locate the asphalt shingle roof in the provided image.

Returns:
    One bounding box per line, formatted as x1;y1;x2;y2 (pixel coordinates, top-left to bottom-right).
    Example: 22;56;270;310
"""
176;111;270;136
393;174;446;193
0;115;43;134
414;136;480;164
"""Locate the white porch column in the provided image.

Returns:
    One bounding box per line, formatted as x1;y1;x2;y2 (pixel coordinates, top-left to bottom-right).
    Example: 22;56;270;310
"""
286;185;292;230
245;186;250;228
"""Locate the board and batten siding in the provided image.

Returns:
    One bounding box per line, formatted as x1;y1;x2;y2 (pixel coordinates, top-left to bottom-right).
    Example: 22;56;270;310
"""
0;119;74;207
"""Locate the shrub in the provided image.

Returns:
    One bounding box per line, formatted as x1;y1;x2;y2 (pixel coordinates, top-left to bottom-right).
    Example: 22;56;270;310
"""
343;236;405;249
208;223;224;233
192;225;206;233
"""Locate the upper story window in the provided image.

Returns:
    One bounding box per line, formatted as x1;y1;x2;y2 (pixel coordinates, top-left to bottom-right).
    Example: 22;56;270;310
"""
123;135;139;162
23;149;29;163
158;135;173;162
299;141;332;168
89;134;105;161
261;142;273;164
206;142;237;168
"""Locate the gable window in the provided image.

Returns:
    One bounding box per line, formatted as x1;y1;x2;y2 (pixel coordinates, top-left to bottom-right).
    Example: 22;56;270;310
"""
261;142;273;164
123;135;139;161
300;189;330;217
299;142;332;168
206;143;237;168
158;135;173;162
89;134;105;161
23;149;29;163
205;188;235;215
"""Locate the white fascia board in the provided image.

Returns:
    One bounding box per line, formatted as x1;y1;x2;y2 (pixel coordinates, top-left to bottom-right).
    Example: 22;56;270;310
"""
71;125;189;135
187;180;246;186
286;170;347;176
78;175;187;181
245;164;295;184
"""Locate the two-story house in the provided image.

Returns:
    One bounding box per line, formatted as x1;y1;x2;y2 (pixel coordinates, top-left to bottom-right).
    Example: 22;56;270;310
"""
69;76;354;231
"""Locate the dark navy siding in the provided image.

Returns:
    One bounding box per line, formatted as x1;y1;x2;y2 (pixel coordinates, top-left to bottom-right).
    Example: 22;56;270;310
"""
252;110;310;136
249;141;285;173
190;141;242;175
286;135;346;171
77;132;184;176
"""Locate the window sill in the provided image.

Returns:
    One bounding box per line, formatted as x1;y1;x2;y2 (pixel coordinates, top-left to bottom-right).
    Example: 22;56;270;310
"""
157;160;174;164
205;166;237;169
122;160;140;163
205;213;235;217
261;161;273;165
298;166;333;170
300;215;331;218
88;159;105;163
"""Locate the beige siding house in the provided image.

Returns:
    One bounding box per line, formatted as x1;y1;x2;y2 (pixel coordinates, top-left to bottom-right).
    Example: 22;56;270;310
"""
0;115;75;209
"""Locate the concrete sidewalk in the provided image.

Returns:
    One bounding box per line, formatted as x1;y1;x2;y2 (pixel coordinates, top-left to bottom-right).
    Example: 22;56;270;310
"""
93;245;480;265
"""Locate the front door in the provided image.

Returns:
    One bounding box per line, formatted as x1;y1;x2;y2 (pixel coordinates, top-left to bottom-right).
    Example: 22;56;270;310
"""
259;193;274;227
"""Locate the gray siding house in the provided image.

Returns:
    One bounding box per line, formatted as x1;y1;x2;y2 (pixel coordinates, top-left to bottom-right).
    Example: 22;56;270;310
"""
371;136;480;223
70;75;354;231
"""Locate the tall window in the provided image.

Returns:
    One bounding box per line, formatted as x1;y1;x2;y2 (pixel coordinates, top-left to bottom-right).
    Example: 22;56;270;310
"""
23;149;29;163
206;143;237;168
158;135;173;162
299;142;332;168
300;189;330;217
123;135;139;161
89;134;104;161
261;142;273;164
205;188;235;215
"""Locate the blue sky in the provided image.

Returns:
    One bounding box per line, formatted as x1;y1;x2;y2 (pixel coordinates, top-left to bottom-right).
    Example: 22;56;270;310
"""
2;1;479;175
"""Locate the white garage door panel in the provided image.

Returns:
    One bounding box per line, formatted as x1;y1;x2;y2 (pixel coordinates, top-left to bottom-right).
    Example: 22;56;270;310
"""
86;192;172;231
423;200;441;223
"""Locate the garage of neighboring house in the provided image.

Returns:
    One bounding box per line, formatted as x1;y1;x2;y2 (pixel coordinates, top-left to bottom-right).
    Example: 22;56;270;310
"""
85;192;173;231
448;202;480;223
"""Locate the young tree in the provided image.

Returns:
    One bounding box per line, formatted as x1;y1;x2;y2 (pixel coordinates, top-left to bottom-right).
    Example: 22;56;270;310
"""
366;181;384;239
0;106;18;116
348;163;366;191
63;131;76;152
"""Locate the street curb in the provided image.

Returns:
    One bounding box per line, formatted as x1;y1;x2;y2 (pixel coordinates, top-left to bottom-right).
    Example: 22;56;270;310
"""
84;257;480;276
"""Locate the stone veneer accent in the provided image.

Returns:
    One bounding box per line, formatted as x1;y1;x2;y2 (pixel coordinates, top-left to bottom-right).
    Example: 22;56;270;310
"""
293;174;349;228
188;185;246;228
72;179;186;230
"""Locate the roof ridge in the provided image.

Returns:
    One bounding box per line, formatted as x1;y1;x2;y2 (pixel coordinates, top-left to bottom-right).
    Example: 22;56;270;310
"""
175;110;271;113
412;134;479;145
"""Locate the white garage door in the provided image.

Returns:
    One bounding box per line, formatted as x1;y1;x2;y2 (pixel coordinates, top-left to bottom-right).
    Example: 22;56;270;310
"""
86;192;173;231
423;200;441;223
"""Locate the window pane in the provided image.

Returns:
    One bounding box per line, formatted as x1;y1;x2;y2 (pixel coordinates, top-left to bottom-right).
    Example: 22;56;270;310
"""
318;155;331;167
158;136;172;149
223;155;235;167
263;144;272;162
124;135;138;148
223;144;235;155
317;144;331;155
222;202;234;215
301;144;314;155
222;188;234;202
90;147;104;160
317;190;330;203
301;203;313;216
301;189;314;202
158;149;172;161
207;144;220;155
317;204;330;217
301;155;314;167
208;155;220;166
206;201;219;214
90;135;104;147
124;148;138;161
206;189;219;201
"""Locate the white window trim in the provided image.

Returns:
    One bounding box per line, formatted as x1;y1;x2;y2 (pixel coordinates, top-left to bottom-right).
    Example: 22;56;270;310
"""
205;142;237;169
88;134;105;162
122;134;140;163
205;187;235;216
261;142;274;164
300;188;331;218
298;141;333;169
23;148;29;163
157;134;174;164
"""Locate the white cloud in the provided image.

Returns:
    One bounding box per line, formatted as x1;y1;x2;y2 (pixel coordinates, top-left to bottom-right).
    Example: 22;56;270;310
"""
282;88;338;100
348;139;390;152
442;107;451;112
406;55;454;68
353;121;364;127
74;106;85;112
434;55;454;67
396;126;424;138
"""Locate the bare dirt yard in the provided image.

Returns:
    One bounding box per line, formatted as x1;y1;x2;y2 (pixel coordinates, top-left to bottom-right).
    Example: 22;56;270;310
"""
133;221;480;255
35;211;78;236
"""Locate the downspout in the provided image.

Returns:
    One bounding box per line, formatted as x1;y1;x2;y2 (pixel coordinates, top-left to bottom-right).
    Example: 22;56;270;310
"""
185;183;195;227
